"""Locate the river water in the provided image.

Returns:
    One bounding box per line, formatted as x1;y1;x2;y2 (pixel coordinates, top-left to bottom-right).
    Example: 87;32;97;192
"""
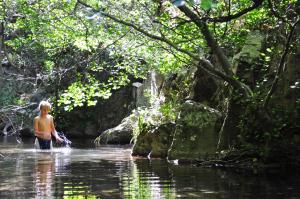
0;137;299;199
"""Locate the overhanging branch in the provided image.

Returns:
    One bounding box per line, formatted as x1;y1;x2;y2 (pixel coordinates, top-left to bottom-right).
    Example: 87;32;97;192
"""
203;0;264;23
177;5;233;76
77;0;250;96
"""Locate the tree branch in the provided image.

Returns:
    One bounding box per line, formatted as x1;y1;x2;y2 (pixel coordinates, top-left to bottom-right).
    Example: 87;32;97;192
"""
177;5;253;96
204;0;264;23
77;0;250;96
220;0;231;39
267;0;287;22
0;21;4;75
177;5;233;76
263;19;300;109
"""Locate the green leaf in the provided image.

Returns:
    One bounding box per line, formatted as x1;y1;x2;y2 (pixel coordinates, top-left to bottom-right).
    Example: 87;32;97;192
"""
201;0;212;10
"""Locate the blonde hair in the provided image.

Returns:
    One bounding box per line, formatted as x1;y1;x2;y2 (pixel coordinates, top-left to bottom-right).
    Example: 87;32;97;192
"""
39;101;51;111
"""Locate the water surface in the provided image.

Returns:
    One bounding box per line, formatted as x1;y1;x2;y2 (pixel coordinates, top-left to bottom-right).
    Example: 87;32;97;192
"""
0;137;299;198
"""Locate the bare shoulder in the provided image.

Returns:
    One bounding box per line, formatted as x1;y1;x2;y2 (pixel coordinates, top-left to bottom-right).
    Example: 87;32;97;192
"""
47;115;54;120
34;116;40;121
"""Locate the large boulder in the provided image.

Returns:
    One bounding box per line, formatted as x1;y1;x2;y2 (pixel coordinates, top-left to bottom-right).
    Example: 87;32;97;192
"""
149;123;176;158
168;100;222;162
131;123;153;156
95;115;136;144
132;123;176;158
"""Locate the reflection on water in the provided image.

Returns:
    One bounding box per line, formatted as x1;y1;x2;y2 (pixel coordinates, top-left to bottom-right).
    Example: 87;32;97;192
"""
0;137;300;198
35;153;54;197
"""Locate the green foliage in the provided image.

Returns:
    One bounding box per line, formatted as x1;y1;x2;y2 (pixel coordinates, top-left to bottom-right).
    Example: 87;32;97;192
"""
181;109;215;128
238;90;300;160
5;0;277;112
131;105;172;143
0;82;17;107
132;112;150;142
0;1;4;22
159;101;179;123
200;0;213;10
58;75;114;111
43;60;54;73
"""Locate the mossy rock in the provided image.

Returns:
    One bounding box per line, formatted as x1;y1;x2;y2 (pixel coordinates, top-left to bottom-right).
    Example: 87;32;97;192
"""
131;129;153;156
168;100;222;161
95;115;136;144
150;123;176;158
132;123;176;158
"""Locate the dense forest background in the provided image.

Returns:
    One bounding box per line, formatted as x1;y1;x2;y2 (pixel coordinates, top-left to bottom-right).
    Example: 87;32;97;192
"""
0;0;299;166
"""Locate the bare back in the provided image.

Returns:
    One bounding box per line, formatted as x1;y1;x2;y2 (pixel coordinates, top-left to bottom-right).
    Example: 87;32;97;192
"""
34;115;54;140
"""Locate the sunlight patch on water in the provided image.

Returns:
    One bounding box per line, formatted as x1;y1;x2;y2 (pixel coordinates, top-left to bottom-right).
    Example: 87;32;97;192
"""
0;147;72;155
0;146;133;161
201;189;218;194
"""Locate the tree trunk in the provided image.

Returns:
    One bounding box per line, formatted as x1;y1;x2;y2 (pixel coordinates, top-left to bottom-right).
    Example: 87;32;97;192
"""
0;21;4;90
217;96;242;150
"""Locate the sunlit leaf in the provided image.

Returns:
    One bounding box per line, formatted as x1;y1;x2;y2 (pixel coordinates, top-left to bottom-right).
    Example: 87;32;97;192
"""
201;0;212;10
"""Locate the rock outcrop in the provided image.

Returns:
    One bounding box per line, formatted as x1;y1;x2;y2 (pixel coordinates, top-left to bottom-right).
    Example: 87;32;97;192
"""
132;100;222;161
95;114;137;144
168;101;222;161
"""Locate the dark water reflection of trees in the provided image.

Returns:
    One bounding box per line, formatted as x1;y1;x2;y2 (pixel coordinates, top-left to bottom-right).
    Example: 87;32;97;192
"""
0;138;300;198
